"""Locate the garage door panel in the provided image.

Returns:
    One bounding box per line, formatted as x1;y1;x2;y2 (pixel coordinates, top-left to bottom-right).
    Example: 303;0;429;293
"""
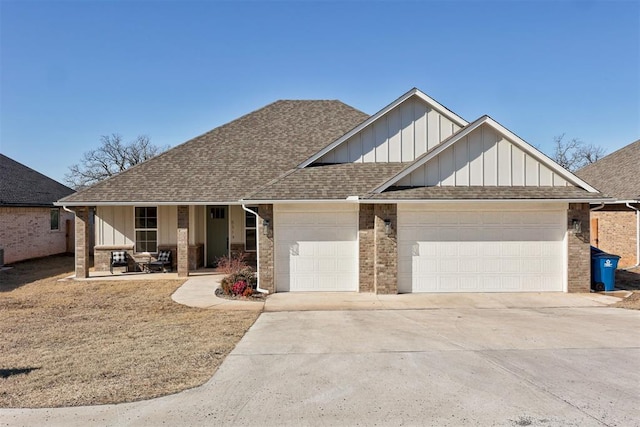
398;209;565;293
276;209;358;292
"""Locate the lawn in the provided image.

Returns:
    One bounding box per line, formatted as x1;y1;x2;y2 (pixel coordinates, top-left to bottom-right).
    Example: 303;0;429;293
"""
611;266;640;310
0;255;260;408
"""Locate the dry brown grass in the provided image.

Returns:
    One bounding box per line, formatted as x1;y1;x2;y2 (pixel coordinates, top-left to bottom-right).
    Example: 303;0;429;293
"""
0;255;259;408
610;267;640;310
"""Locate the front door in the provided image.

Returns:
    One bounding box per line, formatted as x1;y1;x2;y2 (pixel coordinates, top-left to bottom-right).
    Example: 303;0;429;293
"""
206;205;229;267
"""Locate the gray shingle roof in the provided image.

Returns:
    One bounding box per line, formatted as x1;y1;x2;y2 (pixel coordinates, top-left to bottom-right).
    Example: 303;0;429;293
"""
368;186;606;200
244;163;408;200
0;154;74;207
575;139;640;201
59;100;369;204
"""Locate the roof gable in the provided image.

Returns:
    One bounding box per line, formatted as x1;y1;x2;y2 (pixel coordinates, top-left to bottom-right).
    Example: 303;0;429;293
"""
300;88;468;167
576;139;640;201
374;116;599;193
0;154;74;207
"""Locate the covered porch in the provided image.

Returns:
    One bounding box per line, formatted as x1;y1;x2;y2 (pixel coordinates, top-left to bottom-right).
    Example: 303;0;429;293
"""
70;204;260;279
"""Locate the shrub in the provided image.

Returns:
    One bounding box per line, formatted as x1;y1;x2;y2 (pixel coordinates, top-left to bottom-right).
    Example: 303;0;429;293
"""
231;280;247;296
219;265;257;297
215;252;249;275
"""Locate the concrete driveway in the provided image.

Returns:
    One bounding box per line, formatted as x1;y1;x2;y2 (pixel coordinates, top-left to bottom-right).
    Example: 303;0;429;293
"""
2;296;639;426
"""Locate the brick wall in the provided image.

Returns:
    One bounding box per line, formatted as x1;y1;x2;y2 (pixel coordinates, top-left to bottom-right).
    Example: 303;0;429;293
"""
567;203;591;293
358;204;375;292
177;205;189;277
0;207;74;264
374;204;398;294
74;207;91;278
257;204;275;293
591;209;638;268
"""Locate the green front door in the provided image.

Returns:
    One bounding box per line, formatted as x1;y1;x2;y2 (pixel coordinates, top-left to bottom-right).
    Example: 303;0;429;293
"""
206;205;229;267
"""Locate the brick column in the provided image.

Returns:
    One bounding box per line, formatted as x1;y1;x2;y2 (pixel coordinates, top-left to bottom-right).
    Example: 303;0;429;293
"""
258;204;275;293
374;204;398;294
567;203;591;292
358;204;375;292
74;206;90;279
177;205;189;278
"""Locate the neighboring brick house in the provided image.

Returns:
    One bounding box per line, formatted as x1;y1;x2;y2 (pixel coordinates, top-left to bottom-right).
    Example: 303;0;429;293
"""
576;140;640;268
59;88;608;293
0;154;75;265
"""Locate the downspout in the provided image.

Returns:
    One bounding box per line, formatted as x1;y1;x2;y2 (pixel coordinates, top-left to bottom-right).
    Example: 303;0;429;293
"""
241;204;269;294
590;203;605;212
625;202;640;269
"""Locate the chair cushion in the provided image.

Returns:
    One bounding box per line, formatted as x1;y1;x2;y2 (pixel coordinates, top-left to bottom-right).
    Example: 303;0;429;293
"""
112;251;126;263
157;251;171;263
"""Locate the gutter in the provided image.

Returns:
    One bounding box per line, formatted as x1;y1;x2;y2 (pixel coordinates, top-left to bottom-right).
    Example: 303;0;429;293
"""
624;201;640;270
241;204;269;294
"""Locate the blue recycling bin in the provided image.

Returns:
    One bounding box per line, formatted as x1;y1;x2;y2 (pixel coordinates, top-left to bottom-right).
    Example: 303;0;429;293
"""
591;251;620;292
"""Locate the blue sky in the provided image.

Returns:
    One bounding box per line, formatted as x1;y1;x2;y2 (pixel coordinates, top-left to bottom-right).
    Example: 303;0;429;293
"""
1;0;639;184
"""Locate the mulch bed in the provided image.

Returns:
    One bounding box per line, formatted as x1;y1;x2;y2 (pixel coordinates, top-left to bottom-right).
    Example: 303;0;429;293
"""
214;287;267;302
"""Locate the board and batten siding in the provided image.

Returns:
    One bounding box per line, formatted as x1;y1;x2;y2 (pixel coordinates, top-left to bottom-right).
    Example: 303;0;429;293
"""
397;124;570;187
318;97;461;164
96;205;179;249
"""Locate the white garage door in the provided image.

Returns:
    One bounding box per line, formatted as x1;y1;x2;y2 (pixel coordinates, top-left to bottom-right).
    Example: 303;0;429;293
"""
398;205;566;293
275;204;358;292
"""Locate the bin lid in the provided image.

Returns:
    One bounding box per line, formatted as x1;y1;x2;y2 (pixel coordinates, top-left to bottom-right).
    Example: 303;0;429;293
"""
592;253;621;259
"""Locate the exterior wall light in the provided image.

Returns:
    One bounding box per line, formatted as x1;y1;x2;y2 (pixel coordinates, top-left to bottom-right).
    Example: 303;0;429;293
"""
263;218;270;235
384;219;392;235
572;219;582;234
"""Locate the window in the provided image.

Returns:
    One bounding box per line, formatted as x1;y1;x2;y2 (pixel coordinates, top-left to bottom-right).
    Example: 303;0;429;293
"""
50;208;60;231
245;207;258;252
135;207;157;253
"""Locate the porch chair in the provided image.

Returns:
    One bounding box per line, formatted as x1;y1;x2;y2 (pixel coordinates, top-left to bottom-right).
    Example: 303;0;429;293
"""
149;250;172;273
110;251;129;274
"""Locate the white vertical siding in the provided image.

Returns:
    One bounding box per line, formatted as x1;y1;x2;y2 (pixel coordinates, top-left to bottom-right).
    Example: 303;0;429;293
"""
396;123;575;188
158;206;177;245
317;96;463;164
229;205;244;244
96;206;134;247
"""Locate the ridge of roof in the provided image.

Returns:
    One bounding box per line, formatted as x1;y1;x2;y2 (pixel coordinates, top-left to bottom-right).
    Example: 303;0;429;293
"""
0;153;74;207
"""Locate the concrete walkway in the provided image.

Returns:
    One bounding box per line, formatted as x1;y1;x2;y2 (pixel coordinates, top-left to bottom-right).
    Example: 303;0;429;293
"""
170;273;264;311
170;273;622;312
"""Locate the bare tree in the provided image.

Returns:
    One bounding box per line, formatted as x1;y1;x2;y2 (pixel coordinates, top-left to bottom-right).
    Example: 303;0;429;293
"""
551;134;606;172
65;134;168;189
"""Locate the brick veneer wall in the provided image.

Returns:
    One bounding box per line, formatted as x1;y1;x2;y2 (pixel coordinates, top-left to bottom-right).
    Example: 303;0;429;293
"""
567;203;591;293
374;204;398;294
591;208;638;268
177;205;189;277
0;207;74;264
358;205;375;292
257;204;275;293
74;206;91;278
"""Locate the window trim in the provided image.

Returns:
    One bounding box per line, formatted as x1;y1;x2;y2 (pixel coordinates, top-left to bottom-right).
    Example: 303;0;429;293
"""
134;206;158;254
244;206;258;252
50;208;60;231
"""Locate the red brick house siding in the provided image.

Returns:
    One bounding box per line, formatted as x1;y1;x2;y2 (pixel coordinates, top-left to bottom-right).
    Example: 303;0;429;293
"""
0;206;74;264
591;208;638;268
567;203;591;293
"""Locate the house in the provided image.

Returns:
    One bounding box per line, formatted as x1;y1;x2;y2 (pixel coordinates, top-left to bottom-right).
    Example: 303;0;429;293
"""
576;140;640;268
0;154;75;265
58;88;608;293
